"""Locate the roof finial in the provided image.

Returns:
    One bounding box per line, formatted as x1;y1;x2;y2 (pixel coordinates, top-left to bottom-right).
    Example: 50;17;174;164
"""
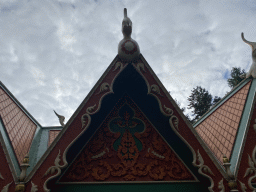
241;32;256;78
124;8;127;18
54;110;65;127
118;8;140;62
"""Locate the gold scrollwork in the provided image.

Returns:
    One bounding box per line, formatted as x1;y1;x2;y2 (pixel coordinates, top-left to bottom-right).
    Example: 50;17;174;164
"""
0;172;3;180
113;62;123;71
195;150;215;192
86;104;97;114
81;113;91;129
43;150;65;192
164;105;174;116
169;115;179;131
97;82;110;95
136;63;146;72
91;161;113;181
244;145;256;191
218;178;225;192
150;84;163;97
31;181;38;192
1;182;12;192
239;180;247;192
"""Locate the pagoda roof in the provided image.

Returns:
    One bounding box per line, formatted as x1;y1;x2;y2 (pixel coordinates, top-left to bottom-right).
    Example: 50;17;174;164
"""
194;77;256;176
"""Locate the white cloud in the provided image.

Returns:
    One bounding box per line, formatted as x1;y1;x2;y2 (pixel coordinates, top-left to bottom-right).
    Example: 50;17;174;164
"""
0;0;255;125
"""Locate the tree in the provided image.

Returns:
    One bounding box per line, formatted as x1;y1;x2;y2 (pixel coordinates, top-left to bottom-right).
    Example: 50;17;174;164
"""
212;96;221;106
227;67;246;89
174;98;193;123
187;86;213;121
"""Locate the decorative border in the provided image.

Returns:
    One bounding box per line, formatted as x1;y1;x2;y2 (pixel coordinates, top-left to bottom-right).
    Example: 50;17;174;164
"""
131;57;221;191
244;145;256;190
56;97;199;184
42;60;128;191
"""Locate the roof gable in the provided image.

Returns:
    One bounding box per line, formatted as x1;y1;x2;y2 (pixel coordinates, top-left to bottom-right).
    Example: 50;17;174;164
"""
58;95;197;183
195;79;252;163
26;55;226;191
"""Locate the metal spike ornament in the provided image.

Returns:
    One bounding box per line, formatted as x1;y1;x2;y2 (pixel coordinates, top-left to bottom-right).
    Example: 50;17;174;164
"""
54;110;65;127
242;32;256;78
118;8;140;62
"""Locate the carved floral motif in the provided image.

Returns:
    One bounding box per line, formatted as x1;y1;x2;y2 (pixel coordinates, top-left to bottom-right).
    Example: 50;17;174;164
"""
244;145;256;191
194;150;215;192
218;178;225;192
0;172;3;180
60;97;195;183
1;182;12;192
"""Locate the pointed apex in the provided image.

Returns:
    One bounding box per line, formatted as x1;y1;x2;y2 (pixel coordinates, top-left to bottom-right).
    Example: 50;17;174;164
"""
118;8;140;62
53;110;65;127
124;8;127;18
241;32;256;78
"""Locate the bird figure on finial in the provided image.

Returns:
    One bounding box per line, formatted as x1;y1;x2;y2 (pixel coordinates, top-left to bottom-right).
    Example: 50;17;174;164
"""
241;32;256;78
118;8;140;62
54;110;65;127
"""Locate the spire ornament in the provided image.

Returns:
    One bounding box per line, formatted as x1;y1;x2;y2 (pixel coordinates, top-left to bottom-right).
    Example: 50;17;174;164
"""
54;110;65;127
241;32;256;78
118;8;140;62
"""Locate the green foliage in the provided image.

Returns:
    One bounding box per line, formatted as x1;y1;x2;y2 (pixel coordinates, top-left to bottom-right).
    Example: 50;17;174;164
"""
227;67;246;88
212;96;221;106
187;86;213;121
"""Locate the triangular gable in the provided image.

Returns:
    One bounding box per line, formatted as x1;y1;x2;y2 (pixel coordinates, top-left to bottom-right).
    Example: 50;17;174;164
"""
195;79;252;164
26;55;228;191
0;82;38;166
58;95;197;183
0;118;16;191
230;78;256;191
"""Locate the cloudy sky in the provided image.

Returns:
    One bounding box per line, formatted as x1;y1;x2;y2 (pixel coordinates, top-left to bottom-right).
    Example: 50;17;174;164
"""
0;0;255;126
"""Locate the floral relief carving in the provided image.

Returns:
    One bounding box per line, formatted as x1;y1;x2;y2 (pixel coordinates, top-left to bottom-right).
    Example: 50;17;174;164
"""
238;180;247;192
218;178;225;192
43;150;66;192
31;181;38;192
244;145;256;191
1;182;12;192
195;150;215;192
60;98;195;183
0;172;3;180
81;113;91;129
86;104;97;114
97;82;110;95
164;105;179;131
113;61;123;71
136;63;146;73
150;84;163;97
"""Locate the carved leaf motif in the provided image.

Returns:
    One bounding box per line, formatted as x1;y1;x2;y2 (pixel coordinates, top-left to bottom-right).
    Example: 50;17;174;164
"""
31;181;38;192
249;155;255;168
197;150;204;166
150;84;163;96
86;104;97;114
164;105;173;116
0;172;3;180
1;182;12;192
44;151;61;177
239;180;247;192
54;150;61;166
137;63;145;72
244;168;253;178
81;114;89;128
113;62;123;71
218;178;225;192
97;82;110;94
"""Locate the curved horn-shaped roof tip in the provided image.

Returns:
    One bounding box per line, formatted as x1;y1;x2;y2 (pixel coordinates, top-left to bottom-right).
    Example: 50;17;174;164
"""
242;32;252;44
124;8;127;17
241;32;256;49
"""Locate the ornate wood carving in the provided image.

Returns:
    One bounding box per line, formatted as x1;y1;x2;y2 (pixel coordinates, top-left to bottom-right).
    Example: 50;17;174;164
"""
59;96;196;183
